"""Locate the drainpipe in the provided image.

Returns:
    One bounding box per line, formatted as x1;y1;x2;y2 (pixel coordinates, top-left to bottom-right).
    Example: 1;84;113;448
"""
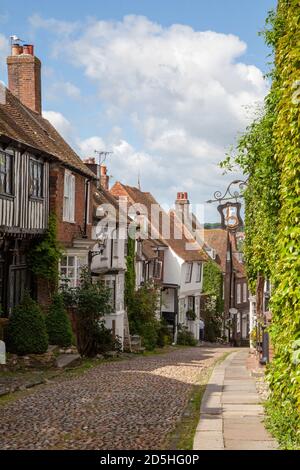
83;179;89;238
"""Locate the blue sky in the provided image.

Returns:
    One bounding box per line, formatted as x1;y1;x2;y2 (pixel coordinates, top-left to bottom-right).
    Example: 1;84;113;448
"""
0;0;276;221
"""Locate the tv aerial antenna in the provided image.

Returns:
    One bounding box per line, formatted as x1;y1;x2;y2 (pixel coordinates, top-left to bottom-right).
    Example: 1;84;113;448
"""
94;150;113;167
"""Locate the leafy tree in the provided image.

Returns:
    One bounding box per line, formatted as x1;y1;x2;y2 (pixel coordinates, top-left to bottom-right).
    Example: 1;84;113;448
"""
7;292;48;355
128;283;161;350
61;268;112;357
46;293;73;347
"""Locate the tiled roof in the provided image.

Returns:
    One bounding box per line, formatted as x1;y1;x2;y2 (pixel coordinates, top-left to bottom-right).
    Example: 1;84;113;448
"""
204;228;245;277
0;87;95;178
111;182;208;262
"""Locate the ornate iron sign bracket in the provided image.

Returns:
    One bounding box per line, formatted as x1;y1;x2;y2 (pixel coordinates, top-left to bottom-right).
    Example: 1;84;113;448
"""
206;179;247;231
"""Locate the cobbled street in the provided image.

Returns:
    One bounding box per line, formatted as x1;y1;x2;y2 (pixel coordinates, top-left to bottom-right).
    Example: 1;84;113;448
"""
0;347;229;450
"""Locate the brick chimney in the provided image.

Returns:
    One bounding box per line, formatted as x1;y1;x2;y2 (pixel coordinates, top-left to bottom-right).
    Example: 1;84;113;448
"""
175;192;190;214
83;159;109;190
7;42;42;114
100;165;109;190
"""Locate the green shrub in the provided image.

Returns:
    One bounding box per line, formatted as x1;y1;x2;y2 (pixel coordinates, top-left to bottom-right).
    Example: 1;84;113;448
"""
127;283;161;351
140;322;159;351
95;322;122;353
61;268;112;357
157;321;173;347
46;293;73;347
177;326;197;346
7;292;48;355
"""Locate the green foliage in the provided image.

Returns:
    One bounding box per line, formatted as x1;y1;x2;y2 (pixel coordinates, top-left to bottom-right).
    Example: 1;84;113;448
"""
95;323;122;354
265;0;300;449
46;293;73;347
156;320;173;348
223;1;300;449
128;283;161;350
186;310;196;321
29;213;62;285
125;235;136;311
61;268;112;357
202;261;224;341
7;292;48;355
177;326;197;346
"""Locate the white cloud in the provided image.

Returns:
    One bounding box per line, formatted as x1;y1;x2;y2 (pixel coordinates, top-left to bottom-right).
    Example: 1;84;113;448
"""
46;81;81;101
43;110;74;141
77;136;106;157
39;15;267;221
29;13;79;37
0;34;9;77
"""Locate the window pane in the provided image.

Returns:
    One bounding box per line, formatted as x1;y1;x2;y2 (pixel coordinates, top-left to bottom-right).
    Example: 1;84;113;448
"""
68;256;75;266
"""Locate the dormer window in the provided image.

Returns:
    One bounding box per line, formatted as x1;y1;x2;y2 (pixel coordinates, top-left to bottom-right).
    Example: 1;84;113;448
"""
0;151;13;196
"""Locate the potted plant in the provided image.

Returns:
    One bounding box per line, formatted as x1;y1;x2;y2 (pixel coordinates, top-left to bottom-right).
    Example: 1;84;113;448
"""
186;309;196;321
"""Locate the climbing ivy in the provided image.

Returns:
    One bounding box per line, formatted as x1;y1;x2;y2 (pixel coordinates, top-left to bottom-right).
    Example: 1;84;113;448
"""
124;235;136;311
29;213;62;286
265;0;300;449
202;260;224;341
222;1;300;448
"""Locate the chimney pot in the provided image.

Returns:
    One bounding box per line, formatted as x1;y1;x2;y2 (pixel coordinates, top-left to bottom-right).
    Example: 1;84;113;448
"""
7;43;41;114
11;44;23;56
23;44;34;55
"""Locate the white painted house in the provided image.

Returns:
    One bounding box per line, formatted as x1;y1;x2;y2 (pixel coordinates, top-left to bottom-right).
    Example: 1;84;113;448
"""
84;162;128;349
110;183;208;341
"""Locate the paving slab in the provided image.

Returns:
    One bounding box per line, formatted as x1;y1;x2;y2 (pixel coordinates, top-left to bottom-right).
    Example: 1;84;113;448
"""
193;350;278;451
194;432;224;450
225;439;278;450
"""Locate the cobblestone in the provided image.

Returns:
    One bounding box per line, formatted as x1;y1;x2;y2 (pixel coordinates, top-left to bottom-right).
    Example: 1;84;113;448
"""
0;347;226;450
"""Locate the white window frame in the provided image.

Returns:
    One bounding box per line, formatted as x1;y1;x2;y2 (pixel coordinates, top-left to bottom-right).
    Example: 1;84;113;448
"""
243;283;247;303
153;259;163;279
185;263;193;283
237;284;241;304
60;254;87;288
63;170;75;222
196;263;202;283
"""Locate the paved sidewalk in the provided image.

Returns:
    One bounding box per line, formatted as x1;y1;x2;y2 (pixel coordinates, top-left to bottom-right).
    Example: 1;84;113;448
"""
193;350;278;450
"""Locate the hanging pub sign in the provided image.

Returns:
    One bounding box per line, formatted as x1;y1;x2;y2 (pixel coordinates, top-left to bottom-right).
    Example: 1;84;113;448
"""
217;201;243;231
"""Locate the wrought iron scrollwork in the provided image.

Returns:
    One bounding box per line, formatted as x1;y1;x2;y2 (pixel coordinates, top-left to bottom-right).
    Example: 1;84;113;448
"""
206;179;248;204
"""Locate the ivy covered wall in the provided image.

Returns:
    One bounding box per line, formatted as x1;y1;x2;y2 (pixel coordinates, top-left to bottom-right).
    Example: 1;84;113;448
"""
202;260;224;342
223;0;300;448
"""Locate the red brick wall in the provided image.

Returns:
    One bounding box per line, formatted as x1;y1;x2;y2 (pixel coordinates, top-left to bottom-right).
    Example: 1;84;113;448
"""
7;55;42;114
110;182;130;200
49;163;94;248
